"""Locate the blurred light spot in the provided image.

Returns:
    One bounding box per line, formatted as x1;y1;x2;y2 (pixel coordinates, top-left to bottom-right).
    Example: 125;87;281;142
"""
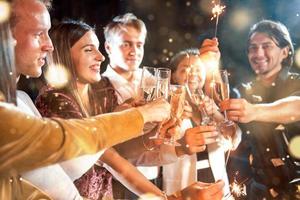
168;38;173;43
193;15;204;26
184;33;192;40
163;49;168;54
26;75;30;79
44;64;70;89
246;130;250;134
168;51;174;57
159;27;169;36
266;148;270;152
297;13;299;17
152;59;158;65
271;82;275;86
294;47;300;69
229;8;252;31
147;14;155;21
199;0;212;15
9;72;13;76
289;136;300;159
0;1;10;23
166;1;172;7
186;1;191;6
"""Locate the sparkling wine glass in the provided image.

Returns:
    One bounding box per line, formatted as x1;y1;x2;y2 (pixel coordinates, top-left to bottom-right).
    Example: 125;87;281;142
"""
156;68;171;99
211;70;236;138
186;66;213;126
140;66;157;102
168;84;186;144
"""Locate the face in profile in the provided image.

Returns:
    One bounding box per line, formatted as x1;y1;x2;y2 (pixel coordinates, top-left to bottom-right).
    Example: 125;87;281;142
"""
172;55;206;88
247;32;288;79
12;0;53;78
106;26;145;72
71;30;105;84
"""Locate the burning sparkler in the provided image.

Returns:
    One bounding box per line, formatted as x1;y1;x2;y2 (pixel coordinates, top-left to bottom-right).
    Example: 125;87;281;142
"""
211;0;226;37
228;172;248;199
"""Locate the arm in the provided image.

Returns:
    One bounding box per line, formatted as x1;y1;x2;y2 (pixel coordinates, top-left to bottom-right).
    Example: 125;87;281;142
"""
101;148;162;196
220;96;300;124
0;99;169;176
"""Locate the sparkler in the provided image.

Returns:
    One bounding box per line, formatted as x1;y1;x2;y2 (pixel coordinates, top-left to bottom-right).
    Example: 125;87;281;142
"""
211;0;226;37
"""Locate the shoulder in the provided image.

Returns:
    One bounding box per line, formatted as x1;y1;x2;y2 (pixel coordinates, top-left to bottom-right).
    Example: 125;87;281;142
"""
35;86;82;118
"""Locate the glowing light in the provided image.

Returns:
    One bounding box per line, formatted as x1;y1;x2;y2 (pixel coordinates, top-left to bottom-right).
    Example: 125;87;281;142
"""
9;72;13;76
246;130;250;134
295;47;300;69
168;38;173;43
211;2;226;20
289;136;300;159
229;8;252;31
229;173;248;198
266;148;270;152
0;1;10;23
44;64;70;89
186;1;191;6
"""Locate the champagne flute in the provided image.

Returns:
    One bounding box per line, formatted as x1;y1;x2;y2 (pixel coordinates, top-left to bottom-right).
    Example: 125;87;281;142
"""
211;70;236;143
168;84;186;144
156;68;171;99
186;66;213;126
140;66;157;102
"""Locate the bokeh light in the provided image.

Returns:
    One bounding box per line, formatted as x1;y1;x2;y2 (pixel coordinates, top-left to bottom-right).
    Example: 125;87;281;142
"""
44;64;70;88
229;8;253;31
294;47;300;69
0;1;10;23
289;136;300;159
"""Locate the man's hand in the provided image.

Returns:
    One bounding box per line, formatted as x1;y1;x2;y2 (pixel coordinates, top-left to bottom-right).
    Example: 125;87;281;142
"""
220;98;256;123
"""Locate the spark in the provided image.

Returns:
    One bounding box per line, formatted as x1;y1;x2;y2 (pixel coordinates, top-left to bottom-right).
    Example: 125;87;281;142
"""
211;0;226;37
229;174;248;198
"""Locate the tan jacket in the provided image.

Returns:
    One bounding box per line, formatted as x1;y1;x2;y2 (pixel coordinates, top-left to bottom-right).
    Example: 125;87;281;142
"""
0;102;144;199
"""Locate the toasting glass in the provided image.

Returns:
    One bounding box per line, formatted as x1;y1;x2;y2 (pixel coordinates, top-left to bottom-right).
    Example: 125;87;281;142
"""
211;70;236;137
140;66;157;102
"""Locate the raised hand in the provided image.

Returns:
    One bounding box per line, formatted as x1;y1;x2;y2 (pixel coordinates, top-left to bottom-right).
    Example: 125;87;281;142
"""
220;98;256;123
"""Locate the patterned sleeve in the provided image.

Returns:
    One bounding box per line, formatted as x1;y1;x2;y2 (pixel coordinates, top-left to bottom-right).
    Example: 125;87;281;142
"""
35;88;83;119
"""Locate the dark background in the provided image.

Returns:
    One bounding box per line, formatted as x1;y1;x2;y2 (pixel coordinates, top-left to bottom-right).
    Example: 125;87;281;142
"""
19;0;300;98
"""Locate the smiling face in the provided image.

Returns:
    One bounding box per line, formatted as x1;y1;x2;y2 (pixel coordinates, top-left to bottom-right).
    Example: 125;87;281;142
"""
12;0;53;77
247;32;289;80
105;26;145;73
71;30;105;84
172;55;206;87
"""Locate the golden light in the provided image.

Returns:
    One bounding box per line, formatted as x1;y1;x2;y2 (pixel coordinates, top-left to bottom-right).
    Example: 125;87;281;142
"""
289;136;300;159
229;9;252;31
44;64;70;89
0;1;10;23
294;47;300;69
